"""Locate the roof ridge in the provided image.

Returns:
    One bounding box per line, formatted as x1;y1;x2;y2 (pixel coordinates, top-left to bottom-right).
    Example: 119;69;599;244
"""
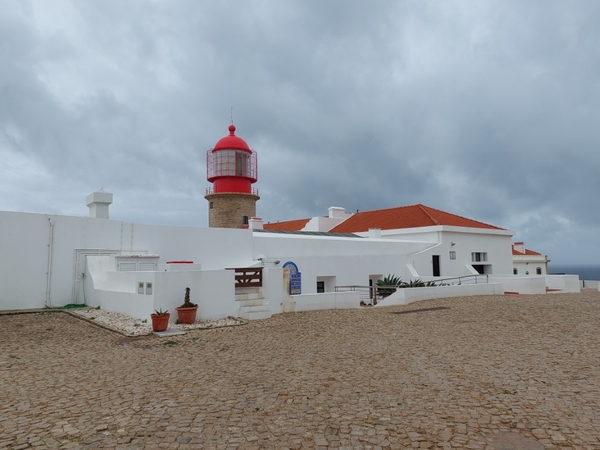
417;204;441;226
265;217;310;225
420;204;504;230
352;203;421;215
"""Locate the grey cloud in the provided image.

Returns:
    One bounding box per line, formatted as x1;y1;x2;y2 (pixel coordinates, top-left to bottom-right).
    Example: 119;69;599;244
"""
1;0;600;263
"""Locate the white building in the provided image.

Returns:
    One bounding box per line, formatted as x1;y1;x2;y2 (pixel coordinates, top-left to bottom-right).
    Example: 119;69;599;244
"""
262;204;515;279
0;125;579;322
512;242;550;276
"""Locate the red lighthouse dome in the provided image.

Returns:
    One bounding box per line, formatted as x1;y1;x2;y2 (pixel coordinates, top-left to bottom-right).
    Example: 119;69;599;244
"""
213;125;251;152
205;123;260;228
207;124;258;193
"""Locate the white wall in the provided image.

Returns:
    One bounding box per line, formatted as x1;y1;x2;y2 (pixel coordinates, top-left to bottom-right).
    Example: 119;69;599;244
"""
288;291;360;312
513;257;548;276
488;275;547;294
0;210;254;310
353;226;514;278
0;212;53;309
253;232;435;294
86;255;239;321
375;283;504;307
153;269;237;321
545;275;580;293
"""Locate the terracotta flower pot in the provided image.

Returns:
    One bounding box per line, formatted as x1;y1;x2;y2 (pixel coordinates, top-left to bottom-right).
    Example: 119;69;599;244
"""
150;313;170;332
176;306;198;324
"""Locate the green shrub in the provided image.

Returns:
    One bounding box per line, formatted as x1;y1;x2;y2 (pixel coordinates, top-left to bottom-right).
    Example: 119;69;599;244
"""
376;274;403;298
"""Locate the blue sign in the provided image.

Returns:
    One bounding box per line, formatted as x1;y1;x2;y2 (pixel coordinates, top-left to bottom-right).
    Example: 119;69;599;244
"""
283;261;302;295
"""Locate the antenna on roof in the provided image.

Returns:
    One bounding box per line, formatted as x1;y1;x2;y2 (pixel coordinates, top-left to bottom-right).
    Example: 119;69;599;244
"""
230;106;234;125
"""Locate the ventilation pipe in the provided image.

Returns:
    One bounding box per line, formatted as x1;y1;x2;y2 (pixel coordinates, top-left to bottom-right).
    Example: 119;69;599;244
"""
45;216;54;307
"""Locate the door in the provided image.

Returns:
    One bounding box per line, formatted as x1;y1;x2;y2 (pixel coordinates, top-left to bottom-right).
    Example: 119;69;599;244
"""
432;255;441;277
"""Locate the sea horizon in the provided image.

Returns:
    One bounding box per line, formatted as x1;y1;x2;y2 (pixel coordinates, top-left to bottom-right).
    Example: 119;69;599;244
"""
548;264;600;281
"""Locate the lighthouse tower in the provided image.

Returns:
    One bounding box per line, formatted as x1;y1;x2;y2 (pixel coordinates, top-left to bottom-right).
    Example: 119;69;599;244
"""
205;124;259;228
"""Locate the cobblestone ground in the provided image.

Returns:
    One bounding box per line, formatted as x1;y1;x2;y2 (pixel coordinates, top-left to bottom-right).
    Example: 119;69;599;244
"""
1;292;599;449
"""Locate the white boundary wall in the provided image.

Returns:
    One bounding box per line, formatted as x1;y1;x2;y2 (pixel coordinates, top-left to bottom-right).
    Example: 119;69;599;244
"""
488;275;548;294
0;211;253;310
545;275;580;293
375;283;504;307
486;275;581;294
86;255;238;321
283;291;360;313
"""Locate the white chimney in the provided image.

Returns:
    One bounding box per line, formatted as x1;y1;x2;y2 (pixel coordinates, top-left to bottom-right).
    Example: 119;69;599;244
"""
249;217;264;230
86;188;113;219
368;228;382;238
513;241;525;253
328;206;346;219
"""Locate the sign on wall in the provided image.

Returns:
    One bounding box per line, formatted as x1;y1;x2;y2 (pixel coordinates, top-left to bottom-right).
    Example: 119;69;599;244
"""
282;261;302;295
449;251;456;260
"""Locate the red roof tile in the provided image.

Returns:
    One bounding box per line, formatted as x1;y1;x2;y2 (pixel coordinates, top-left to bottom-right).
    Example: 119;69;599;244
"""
263;218;311;231
330;204;504;233
512;246;542;256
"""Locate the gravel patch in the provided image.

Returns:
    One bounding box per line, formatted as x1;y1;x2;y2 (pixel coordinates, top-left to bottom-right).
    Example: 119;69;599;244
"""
69;307;246;336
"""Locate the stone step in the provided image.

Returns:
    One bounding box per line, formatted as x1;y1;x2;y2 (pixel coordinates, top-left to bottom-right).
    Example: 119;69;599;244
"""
238;309;272;321
236;297;267;307
235;292;263;301
238;302;271;321
239;304;268;313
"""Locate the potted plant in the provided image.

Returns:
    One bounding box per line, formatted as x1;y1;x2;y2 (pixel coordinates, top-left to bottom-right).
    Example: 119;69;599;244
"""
176;287;198;324
150;308;170;332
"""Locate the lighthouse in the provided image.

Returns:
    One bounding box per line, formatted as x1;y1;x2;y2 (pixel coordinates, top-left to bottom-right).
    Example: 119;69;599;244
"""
205;124;259;228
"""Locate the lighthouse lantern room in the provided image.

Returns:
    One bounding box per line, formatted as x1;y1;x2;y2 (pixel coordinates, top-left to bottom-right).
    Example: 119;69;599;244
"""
205;125;259;228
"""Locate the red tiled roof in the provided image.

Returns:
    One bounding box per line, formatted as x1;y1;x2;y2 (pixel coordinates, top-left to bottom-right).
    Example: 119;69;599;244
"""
263;218;311;231
512;247;542;256
330;204;504;233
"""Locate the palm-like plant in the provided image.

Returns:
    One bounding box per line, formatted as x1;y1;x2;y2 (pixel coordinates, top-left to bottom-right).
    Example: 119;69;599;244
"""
376;274;403;298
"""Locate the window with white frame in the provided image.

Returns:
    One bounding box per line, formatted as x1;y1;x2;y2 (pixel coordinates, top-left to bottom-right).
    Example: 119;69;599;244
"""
471;252;487;262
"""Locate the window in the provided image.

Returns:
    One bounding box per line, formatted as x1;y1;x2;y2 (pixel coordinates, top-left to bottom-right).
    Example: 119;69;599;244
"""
317;276;335;293
235;152;250;176
536;267;542;275
209;201;214;209
242;215;249;225
316;281;325;293
513;268;518;275
471;252;487;262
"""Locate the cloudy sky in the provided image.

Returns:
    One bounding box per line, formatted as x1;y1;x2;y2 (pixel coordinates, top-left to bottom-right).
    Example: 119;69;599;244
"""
1;1;599;265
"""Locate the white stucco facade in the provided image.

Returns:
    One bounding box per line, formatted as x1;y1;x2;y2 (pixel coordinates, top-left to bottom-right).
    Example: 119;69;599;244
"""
351;226;515;278
0;204;578;321
511;242;550;276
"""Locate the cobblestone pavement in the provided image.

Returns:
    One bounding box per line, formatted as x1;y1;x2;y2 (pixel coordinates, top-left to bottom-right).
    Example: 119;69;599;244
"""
1;292;599;449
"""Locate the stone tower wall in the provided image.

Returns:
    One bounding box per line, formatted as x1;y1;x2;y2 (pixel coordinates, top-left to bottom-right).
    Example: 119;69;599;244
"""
205;192;259;228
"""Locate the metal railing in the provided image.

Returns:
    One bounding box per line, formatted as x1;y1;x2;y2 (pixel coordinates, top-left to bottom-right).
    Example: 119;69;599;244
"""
205;186;259;196
334;285;378;303
335;274;489;305
434;274;488;285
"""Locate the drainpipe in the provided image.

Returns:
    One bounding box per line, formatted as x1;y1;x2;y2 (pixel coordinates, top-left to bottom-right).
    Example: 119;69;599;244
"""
45;216;54;307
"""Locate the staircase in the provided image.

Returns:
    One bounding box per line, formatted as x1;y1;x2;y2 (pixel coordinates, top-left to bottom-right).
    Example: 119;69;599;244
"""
235;289;271;320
